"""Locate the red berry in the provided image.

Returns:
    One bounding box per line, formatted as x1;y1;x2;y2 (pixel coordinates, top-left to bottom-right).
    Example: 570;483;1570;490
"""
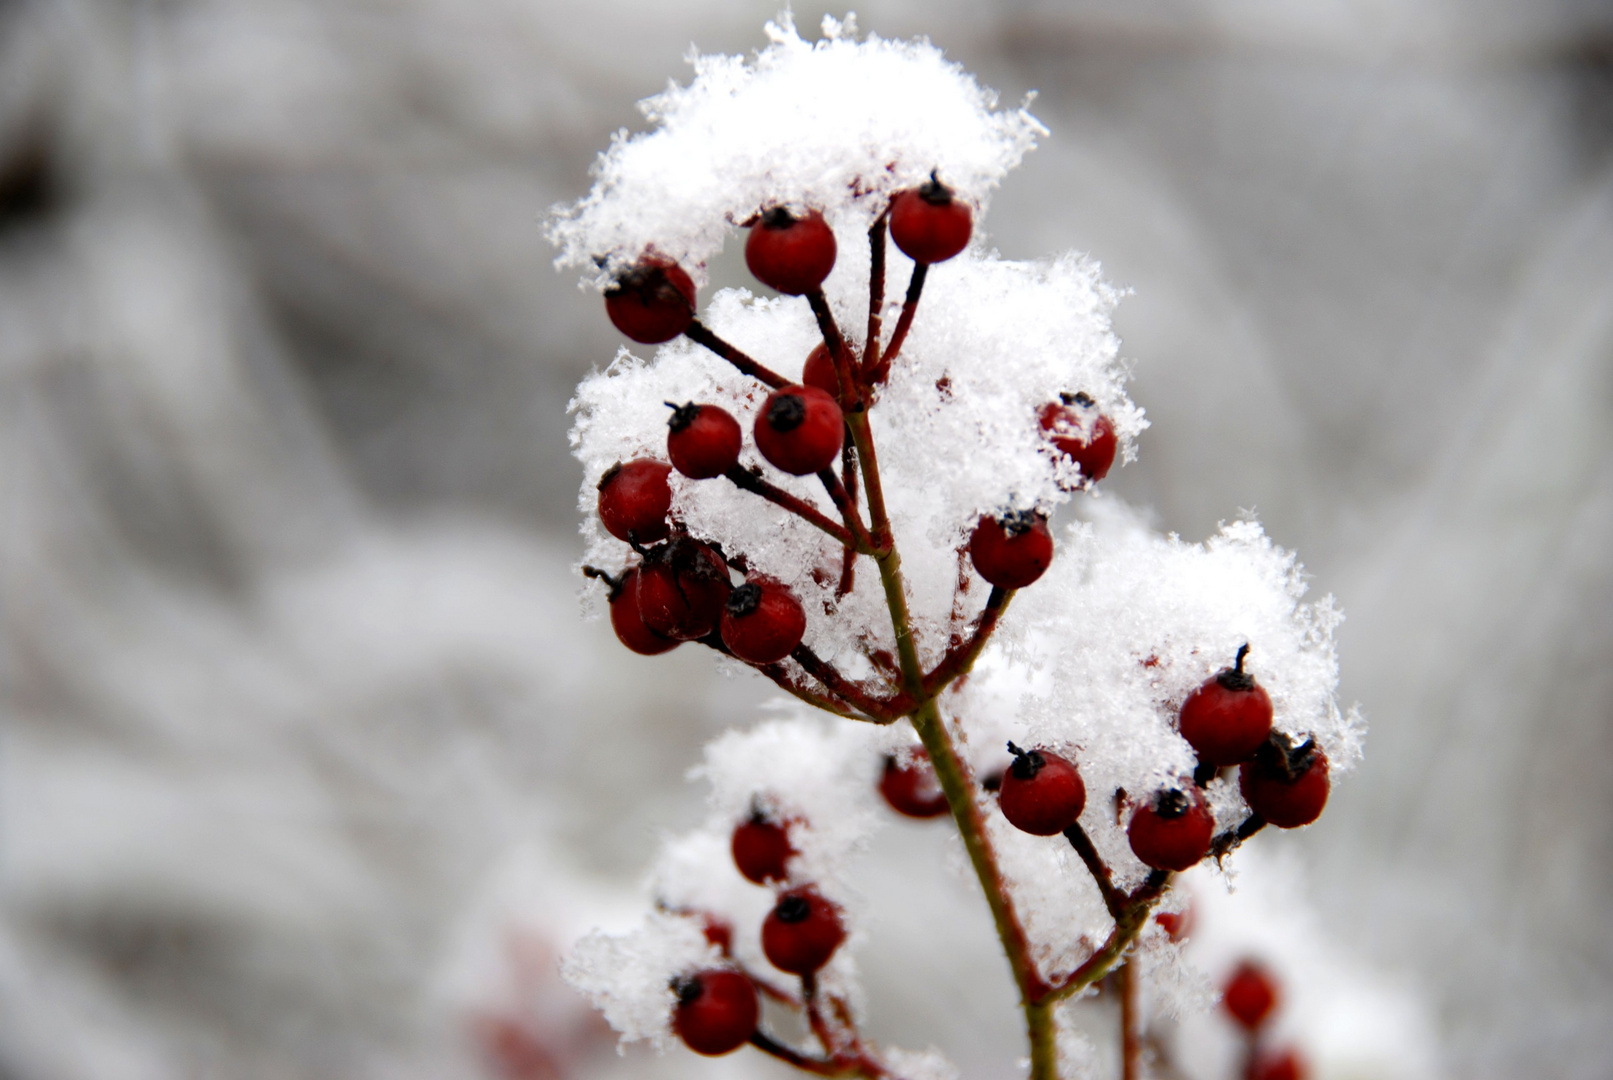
597;459;673;543
721;580;807;665
604;259;696;344
802;342;843;399
1239;733;1330;828
745;208;836;296
1179;644;1274;766
888;173;972;264
997;741;1086;836
1127;787;1215;871
700;915;733;954
1154;908;1191;941
666;402;742;480
969;511;1054;589
635;538;731;641
731;808;795;884
879;751;950;818
1247;1048;1307;1080
761;889;845;975
1222;960;1278;1031
1039;393;1118;485
754;386;843;476
671;969;758;1056
606;566;679;655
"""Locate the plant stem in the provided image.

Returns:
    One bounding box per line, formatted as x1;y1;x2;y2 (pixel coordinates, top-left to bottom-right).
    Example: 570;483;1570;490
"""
863;217;887;379
684;319;790;389
1120;960;1139;1080
869;262;926;384
1028;999;1059;1080
724;466;859;550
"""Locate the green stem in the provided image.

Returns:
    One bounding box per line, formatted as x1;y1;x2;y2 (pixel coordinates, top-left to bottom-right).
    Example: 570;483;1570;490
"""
1028;1000;1058;1080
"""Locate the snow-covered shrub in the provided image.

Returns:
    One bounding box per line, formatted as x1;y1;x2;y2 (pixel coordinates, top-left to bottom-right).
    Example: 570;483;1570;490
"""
548;14;1361;1080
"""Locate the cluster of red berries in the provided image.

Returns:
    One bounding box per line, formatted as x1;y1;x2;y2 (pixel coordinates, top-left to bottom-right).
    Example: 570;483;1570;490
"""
591;458;809;665
667;805;848;1056
979;645;1329;875
593;188;1124;666
1123;646;1330;870
1223;961;1309;1080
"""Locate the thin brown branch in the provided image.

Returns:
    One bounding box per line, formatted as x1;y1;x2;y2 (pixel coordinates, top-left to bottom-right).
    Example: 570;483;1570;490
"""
869;262;926;384
749;1031;841;1076
1120;960;1140;1080
790;644;899;722
862;217;887;379
806;290;861;409
725;466;856;548
1210;813;1267;862
1042;871;1170;1003
923;586;1010;696
817;468;877;551
1063;821;1127;919
684;319;790;389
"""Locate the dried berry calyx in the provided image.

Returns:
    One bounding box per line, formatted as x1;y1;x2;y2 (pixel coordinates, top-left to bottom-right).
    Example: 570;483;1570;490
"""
1217;643;1258;692
1253;730;1320;781
766;394;806;432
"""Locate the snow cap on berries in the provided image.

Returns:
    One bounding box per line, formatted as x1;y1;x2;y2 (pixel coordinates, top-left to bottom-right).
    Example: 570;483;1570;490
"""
548;13;1044;285
560;910;721;1049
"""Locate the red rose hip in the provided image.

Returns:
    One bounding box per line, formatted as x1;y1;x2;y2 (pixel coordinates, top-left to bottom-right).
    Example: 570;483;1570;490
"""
1239;733;1330;828
1222;960;1278;1030
731;807;794;884
666;402;742;480
720;580;807;665
1128;787;1215;871
635;537;731;641
605;566;679;656
889;173;973;264
1039;392;1118;485
879;751;950;818
604;259;696;344
754;386;843;476
761;889;845;975
1179;644;1274;766
745;208;836;296
969;511;1054;589
802;342;843;399
597;459;673;543
671;969;758;1056
997;741;1086;836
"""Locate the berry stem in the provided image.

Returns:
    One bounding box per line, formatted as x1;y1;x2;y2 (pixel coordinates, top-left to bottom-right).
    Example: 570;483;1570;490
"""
1043;871;1170;1004
683;319;791;390
789;644;898;722
723;466;859;550
1209;813;1268;862
862;216;887;379
805;290;862;410
870;261;926;384
1120;960;1140;1080
1062;822;1127;919
817;468;877;552
922;585;1011;696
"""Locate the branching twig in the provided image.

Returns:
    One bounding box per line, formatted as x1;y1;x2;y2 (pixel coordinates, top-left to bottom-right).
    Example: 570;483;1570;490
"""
790;644;898;722
923;585;1010;696
862;217;887;380
806;290;860;409
869;262;926;384
818;468;877;552
1063;821;1127;919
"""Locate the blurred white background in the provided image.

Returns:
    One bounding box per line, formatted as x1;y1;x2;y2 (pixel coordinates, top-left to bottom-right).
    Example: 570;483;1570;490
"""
0;1;1609;1078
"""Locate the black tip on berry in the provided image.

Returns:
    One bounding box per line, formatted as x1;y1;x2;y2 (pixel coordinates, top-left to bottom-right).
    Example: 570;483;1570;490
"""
1153;788;1191;819
666;401;701;433
580;564;625;600
671;975;704;1005
1217;643;1257;691
1059;390;1096;407
1006;741;1044;780
597;462;624;491
727;582;762;617
774;895;811;924
997;509;1042;536
919;170;954;205
761;206;795;229
766;393;807;432
1254;731;1319;782
981;770;1003;792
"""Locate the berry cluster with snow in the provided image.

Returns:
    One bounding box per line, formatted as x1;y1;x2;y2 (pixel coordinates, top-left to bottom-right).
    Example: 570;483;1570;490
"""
550;14;1362;1080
